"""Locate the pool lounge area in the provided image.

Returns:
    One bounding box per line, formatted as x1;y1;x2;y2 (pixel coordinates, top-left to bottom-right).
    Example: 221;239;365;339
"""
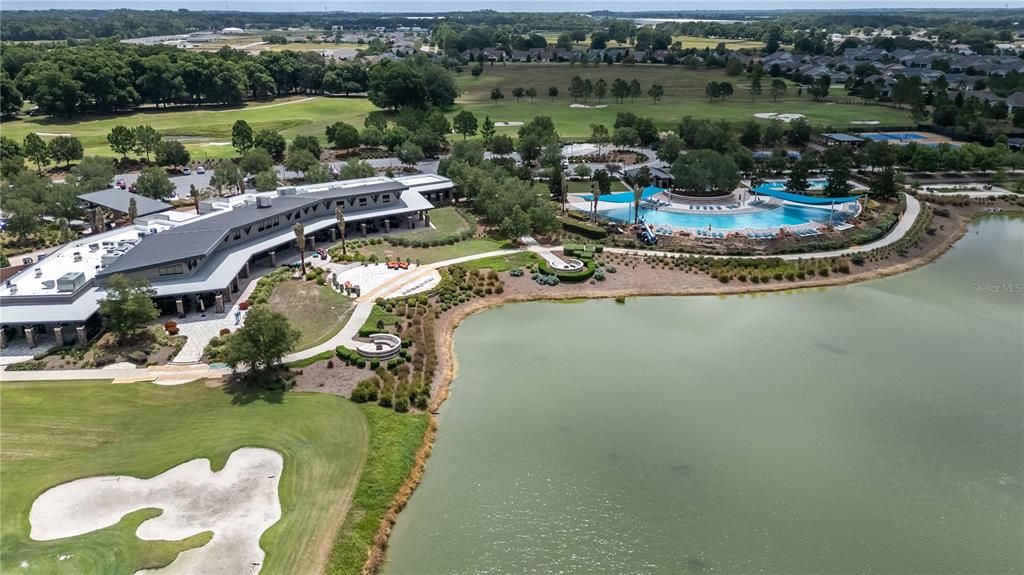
572;181;862;238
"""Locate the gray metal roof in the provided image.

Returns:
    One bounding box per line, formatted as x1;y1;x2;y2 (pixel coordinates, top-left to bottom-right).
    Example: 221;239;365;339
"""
78;189;173;216
822;133;865;143
96;180;408;278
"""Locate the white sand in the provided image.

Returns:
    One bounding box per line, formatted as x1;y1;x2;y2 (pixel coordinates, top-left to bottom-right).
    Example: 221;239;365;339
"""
493;121;524;127
30;447;283;575
211;97;314;113
753;112;806;122
849;120;881;125
200;142;233;147
35;132;71;137
569;103;608;109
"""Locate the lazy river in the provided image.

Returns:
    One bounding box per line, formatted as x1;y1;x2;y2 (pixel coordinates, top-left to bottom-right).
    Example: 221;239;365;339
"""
382;216;1024;575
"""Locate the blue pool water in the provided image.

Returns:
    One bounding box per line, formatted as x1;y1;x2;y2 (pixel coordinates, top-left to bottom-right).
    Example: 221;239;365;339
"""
756;179;828;193
599;203;842;231
580;186;661;203
863;132;925;141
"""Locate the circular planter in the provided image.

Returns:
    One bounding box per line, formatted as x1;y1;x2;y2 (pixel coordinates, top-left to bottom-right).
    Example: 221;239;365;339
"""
356;333;402;360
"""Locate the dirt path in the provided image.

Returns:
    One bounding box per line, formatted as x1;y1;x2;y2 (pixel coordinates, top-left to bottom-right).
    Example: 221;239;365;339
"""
210;97;315;113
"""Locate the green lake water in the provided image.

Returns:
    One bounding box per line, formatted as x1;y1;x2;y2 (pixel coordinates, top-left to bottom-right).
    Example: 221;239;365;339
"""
382;216;1024;575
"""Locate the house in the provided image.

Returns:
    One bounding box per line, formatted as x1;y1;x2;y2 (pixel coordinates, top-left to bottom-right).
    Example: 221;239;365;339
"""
1005;92;1024;114
623;165;674;189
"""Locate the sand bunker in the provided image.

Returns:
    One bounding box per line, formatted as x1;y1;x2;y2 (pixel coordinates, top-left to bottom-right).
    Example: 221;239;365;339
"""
35;132;71;137
569;103;608;109
201;142;232;147
30;447;282;575
753;112;806;122
493;121;524;127
849;120;881;125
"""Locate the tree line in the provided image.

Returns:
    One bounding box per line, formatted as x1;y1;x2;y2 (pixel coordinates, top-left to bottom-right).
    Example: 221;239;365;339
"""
1;43;455;117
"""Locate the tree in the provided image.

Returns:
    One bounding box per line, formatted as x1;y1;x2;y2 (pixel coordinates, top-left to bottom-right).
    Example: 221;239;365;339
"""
1;75;23;118
293;222;307;276
786;158;811;192
107;125;136;159
134;167;175;200
366;58;457;110
726;58;744;76
594;79;607;102
548;85;559;100
325;121;360;149
525;87;538;102
590;168;612;221
239;149;273;177
490;87;504;105
808;76;831;101
285;148;318;175
91;206;106;234
613;126;639;147
290;135;321;159
98;274;158;342
453;110;478;140
211;160;243;194
657;133;683;164
512;87;525;102
396;141;424;167
749;74;763;101
645;84;663;104
670;149;740;194
590;124;610;156
490;134;515;156
339;158;375;180
23;133;49;174
127;197;138;221
770;79;787;101
480;115;496;143
231;120;254;153
223;305;300;375
190;185;201;214
155;140;190;168
70;156;116;192
824;147;853;197
739;121;762;149
335;204;347;256
254;170;279;192
132;125;162;162
48;136;83;168
253;129;286;161
629;79;642;102
872;166;899;199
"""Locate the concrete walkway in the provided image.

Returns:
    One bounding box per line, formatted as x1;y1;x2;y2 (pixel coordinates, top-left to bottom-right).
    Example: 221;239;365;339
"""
0;364;231;385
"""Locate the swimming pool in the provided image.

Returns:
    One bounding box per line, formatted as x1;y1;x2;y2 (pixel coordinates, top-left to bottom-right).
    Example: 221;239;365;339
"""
755;179;828;193
862;132;925;141
598;203;845;231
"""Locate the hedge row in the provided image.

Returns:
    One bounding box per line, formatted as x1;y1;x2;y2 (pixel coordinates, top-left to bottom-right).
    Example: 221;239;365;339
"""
558;217;608;239
385;209;478;248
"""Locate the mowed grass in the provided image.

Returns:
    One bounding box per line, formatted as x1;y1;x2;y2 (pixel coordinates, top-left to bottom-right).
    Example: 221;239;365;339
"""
386;206;472;243
672;35;765;50
0;379;370;575
268;280;355;350
455;64;912;137
0;96;376;161
358;238;508;264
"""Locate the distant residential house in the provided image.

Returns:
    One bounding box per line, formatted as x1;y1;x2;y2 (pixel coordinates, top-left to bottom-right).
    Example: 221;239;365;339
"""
1005;92;1024;114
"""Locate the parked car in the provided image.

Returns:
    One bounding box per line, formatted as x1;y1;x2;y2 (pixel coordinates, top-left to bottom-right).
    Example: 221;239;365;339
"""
115;179;126;189
182;167;192;176
21;256;33;265
128;183;137;193
196;166;206;174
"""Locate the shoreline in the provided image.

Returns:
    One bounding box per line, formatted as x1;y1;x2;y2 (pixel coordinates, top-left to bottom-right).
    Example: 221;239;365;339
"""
356;206;1009;575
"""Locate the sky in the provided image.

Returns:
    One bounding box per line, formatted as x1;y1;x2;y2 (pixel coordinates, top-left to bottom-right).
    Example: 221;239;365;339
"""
1;0;1019;10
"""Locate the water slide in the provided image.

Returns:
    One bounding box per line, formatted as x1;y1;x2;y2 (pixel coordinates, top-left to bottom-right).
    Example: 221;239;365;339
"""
639;221;657;245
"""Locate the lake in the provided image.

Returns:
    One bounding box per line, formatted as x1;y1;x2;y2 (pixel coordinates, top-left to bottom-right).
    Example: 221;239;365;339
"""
383;216;1024;575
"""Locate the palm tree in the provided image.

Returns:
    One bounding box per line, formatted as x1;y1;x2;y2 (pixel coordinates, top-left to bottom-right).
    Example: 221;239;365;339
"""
190;184;201;215
92;207;105;234
590;180;602;222
58;218;72;243
293;222;306;276
128;197;138;221
335;205;346;257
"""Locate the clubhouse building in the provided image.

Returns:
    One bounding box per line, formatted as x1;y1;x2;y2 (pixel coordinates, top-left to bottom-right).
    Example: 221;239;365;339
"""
0;174;454;352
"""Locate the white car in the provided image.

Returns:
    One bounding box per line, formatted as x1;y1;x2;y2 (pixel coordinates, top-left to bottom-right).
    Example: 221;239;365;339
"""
196;166;206;174
182;167;192;175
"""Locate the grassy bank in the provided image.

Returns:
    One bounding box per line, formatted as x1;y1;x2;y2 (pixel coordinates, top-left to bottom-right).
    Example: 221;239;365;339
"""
0;379;369;575
268;279;356;351
326;405;430;574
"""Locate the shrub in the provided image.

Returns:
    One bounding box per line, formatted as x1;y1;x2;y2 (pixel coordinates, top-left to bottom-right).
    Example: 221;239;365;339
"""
219;328;231;336
394;396;410;413
370;359;380;370
378;394;393;408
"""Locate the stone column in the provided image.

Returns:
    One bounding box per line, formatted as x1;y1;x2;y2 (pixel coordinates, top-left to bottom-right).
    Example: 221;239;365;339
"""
24;326;36;349
309;235;316;249
330;228;337;241
425;213;431;228
384;219;391;233
0;328;8;349
52;325;64;346
215;293;225;313
407;215;414;229
241;261;250;278
269;251;277;266
222;286;232;304
175;297;185;318
419;210;425;221
360;223;367;238
76;325;88;347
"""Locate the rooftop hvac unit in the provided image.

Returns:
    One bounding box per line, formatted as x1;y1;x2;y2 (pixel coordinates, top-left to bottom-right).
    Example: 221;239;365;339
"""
278;186;297;196
56;272;86;293
256;196;273;208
